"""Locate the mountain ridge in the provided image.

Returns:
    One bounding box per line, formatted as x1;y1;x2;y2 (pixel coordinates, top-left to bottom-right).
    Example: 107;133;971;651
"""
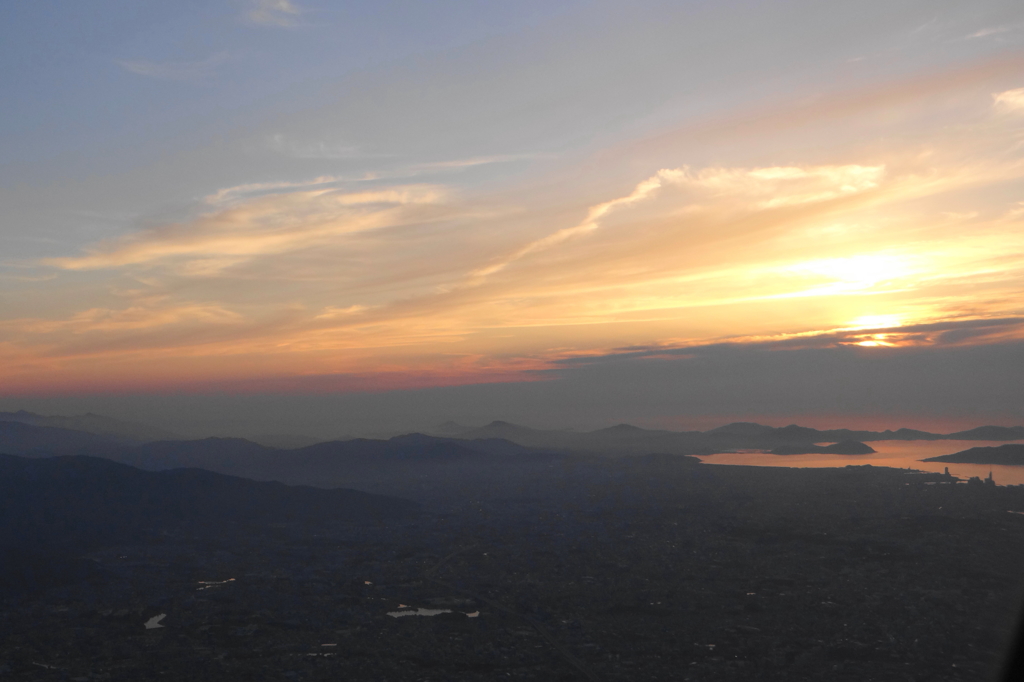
3;413;1023;490
0;410;177;443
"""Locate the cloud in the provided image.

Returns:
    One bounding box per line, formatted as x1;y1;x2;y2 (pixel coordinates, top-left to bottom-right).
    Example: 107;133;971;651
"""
552;318;1024;367
247;0;302;27
207;154;547;206
466;163;884;283
203;174;364;206
45;185;449;272
267;134;547;170
268;135;377;160
994;87;1024;112
688;165;884;208
614;53;1024;162
8;301;243;335
11;57;1024;394
118;52;229;82
411;154;551;171
467;168;681;282
965;25;1018;40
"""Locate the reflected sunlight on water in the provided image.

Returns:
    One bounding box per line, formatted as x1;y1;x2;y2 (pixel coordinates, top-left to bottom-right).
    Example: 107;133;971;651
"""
698;440;1024;485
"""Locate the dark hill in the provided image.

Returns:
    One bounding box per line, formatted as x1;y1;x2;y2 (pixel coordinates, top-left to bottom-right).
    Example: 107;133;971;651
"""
0;453;418;593
770;441;876;456
597;423;647;433
773;424;823;442
455;421;580;450
115;436;278;473
0;453;417;549
0;421;565;495
0;409;176;443
0;420;123;457
248;433;322;449
433;420;471;436
945;426;1024;441
449;420;1024;456
109;432;563;492
923;444;1024;465
707;422;778;438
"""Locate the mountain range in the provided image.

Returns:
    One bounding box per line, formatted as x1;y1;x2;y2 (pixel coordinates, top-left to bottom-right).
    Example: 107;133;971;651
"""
0;420;563;494
3;412;1023;471
0;410;178;444
428;420;1024;455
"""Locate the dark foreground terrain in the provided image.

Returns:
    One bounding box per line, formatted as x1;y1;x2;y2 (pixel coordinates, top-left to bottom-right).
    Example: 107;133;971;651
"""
3;452;1024;681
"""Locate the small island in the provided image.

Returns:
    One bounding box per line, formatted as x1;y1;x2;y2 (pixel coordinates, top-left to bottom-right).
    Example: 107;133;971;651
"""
770;440;876;456
923;444;1024;465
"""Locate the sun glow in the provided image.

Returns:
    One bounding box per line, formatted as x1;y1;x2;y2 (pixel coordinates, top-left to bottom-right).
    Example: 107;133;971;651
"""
845;314;905;330
785;254;915;293
855;334;896;348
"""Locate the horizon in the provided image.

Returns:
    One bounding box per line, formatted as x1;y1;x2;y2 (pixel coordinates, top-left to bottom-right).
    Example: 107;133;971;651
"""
2;404;1021;442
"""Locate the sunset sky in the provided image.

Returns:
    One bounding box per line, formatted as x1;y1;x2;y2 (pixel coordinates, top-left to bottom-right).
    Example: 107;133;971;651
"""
2;1;1023;436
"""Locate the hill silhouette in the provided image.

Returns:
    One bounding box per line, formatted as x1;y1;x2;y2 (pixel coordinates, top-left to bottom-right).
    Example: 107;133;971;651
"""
0;420;124;457
0;421;566;494
0;410;176;443
439;420;1022;456
0;453;418;594
945;426;1024;441
770;441;876;455
923;444;1024;465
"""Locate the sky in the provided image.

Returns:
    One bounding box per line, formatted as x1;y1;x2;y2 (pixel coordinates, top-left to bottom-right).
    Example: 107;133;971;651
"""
2;0;1024;437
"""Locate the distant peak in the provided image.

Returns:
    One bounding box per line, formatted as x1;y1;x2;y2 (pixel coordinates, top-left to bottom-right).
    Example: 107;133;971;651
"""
603;423;644;432
708;422;773;434
390;432;436;442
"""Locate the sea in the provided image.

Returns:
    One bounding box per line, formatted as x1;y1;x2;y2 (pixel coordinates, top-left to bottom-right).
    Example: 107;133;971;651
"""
697;440;1024;486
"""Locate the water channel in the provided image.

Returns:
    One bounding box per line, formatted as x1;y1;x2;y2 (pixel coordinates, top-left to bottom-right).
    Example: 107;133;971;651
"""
697;440;1024;485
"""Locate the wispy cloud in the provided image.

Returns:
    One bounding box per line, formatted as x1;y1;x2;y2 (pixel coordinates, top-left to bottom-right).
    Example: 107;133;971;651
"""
246;0;302;27
202;174;369;206
411;154;550;171
965;24;1018;40
9;301;243;335
118;52;229;82
466;164;884;283
468;168;680;282
267;135;549;169
45;185;449;272
268;135;376;159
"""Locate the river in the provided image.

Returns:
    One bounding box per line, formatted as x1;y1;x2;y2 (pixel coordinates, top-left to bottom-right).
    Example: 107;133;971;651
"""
697;440;1024;485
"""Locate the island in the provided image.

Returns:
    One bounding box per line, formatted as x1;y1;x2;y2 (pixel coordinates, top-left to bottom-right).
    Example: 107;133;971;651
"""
923;443;1024;465
770;440;876;456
